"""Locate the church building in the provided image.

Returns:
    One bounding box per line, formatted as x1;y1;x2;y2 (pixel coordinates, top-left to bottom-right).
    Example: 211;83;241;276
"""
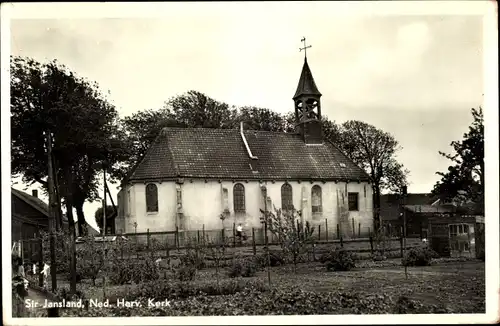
116;56;373;239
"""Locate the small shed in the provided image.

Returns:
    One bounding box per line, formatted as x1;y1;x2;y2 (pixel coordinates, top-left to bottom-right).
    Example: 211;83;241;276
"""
428;214;485;258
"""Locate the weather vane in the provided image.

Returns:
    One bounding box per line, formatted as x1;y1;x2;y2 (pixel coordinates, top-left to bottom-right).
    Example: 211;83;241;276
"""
299;37;311;59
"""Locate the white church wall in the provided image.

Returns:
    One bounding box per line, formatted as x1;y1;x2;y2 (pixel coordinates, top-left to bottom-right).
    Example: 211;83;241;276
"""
121;179;373;237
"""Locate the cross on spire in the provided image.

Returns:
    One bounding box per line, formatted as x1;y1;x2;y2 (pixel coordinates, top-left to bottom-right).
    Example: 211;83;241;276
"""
299;37;312;59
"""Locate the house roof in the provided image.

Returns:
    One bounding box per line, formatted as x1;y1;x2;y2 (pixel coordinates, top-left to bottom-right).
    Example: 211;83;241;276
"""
381;193;436;206
293;58;322;100
127;127;370;182
380;193;436;221
11;188;69;223
12;188;49;217
404;204;456;214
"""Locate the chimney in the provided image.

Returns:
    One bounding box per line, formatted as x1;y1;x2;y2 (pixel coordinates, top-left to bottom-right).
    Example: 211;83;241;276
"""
32;189;38;198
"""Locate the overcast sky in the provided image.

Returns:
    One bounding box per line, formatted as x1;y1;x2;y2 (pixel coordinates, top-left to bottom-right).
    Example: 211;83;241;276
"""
5;2;490;230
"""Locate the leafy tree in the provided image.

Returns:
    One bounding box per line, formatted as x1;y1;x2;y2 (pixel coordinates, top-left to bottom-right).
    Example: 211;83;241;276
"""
432;107;484;212
334;121;410;229
94;205;116;233
263;207;315;273
10;56;127;293
121;109;185;169
10;56;126;237
163;90;235;129
232;106;291;132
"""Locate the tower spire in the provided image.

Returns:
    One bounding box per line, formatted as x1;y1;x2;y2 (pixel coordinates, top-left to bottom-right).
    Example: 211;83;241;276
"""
294;38;323;144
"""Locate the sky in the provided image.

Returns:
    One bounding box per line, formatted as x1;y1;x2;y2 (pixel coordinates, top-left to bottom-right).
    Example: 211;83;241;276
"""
4;2;491;231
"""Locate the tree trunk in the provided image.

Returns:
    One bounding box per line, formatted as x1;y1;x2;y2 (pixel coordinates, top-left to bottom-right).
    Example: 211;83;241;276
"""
373;185;382;232
66;200;78;294
64;170;78;295
74;202;87;237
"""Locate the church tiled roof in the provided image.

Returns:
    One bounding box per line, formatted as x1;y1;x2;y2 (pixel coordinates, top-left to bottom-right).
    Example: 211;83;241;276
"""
127;127;370;182
293;58;322;100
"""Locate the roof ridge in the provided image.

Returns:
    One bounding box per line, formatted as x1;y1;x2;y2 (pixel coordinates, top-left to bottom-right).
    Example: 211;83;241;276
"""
160;126;302;136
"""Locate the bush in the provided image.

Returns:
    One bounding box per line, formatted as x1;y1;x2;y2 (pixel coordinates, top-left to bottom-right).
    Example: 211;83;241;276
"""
402;247;439;267
108;257;159;285
174;264;197;282
179;250;206;270
228;257;258;278
108;258;133;285
371;253;387;262
324;249;357;271
254;251;286;268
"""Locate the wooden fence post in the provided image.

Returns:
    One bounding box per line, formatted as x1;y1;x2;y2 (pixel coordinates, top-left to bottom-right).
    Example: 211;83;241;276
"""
197;230;201;245
336;224;340;239
358;223;361;238
340;237;344;248
202;224;206;246
325;219;329;241
318;225;321;241
176;226;180;250
369;235;374;255
147;229;150;249
400;226;404;258
233;223;236;248
252;228;256;256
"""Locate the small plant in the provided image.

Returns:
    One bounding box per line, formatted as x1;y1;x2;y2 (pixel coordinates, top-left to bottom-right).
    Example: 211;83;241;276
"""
263;207;314;273
402;247;439;267
76;235;105;286
174;264;197;282
180;248;206;270
324;249;357;271
254;251;286;268
228;257;258;278
371;253;387;262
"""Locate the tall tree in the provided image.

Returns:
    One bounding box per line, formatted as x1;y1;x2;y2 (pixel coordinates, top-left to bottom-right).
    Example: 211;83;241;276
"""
232;106;291;132
163;90;235;129
432;107;484;212
94;205;116;232
11;56;126;292
11;56;127;236
335;120;409;229
121;109;185;169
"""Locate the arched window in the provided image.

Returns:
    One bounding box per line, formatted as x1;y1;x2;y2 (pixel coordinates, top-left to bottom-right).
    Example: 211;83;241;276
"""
233;183;246;213
145;183;158;212
281;183;293;211
311;185;322;214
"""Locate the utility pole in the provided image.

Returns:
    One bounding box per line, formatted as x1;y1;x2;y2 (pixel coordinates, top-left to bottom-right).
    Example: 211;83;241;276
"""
402;185;408;280
102;161;108;298
45;130;58;292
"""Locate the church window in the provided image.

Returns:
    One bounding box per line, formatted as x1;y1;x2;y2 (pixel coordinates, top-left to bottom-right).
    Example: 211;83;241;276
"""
145;183;158;213
281;183;293;211
233;183;245;213
348;192;359;211
311;185;322;214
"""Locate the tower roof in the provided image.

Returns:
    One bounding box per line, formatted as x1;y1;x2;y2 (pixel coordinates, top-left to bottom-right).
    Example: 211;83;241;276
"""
293;58;322;100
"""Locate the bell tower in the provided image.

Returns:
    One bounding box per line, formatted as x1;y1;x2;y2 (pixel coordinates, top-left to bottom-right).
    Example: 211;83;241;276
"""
294;38;323;144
